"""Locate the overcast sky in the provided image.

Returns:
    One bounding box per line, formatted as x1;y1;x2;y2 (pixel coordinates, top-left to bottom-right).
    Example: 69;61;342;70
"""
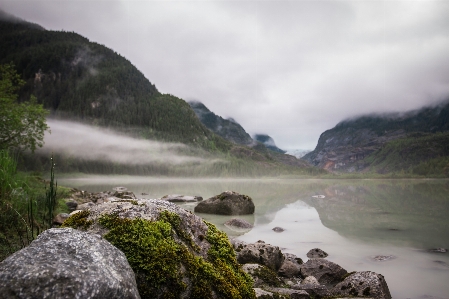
1;0;449;150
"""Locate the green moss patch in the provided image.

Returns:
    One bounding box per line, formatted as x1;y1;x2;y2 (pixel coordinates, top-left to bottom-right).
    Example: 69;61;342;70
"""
89;212;255;299
61;210;93;230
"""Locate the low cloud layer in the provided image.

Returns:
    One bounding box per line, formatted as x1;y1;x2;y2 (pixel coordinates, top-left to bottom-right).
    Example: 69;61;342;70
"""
39;119;207;165
2;0;449;150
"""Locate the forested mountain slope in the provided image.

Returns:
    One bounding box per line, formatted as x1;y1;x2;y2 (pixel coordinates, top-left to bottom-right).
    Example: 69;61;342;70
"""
302;100;449;175
1;11;320;176
0;11;229;150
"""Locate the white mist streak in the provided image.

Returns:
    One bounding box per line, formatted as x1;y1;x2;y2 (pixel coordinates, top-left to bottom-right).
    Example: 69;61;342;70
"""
40;119;207;165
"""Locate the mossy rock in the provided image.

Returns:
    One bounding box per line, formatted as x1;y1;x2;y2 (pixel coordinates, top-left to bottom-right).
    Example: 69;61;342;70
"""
62;199;255;299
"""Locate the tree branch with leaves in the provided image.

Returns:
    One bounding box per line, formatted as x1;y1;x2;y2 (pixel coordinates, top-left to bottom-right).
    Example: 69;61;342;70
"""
0;63;49;152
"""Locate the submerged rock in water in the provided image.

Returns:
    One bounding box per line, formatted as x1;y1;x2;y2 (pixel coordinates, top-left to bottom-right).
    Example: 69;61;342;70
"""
0;228;140;299
370;255;396;262
161;194;203;202
272;227;285;233
194;191;255;215
306;248;328;259
428;248;448;253
62;199;255;299
224;218;253;231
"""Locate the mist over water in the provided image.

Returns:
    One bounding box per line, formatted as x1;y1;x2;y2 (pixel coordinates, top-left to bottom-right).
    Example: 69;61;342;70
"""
40;119;209;165
59;177;449;298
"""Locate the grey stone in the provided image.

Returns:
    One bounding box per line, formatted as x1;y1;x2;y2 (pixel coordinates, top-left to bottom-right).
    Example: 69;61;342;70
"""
224;218;253;231
292;276;331;298
161;194;203;202
232;239;285;271
429;248;447;253
331;271;392;299
194;191;255;215
278;253;303;278
65;200;78;212
77;202;95;210
272;227;285;232
53;213;70;225
299;258;347;285
265;287;310;299
370;255;396;262
306;248;328;259
113;190;136;199
0;228;140;299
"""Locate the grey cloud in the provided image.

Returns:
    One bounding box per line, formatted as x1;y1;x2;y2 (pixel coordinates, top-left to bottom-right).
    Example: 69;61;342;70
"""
1;0;448;150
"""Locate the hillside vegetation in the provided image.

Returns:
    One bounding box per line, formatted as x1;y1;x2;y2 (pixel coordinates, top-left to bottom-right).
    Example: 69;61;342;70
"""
364;132;449;176
302;100;449;176
1;12;318;177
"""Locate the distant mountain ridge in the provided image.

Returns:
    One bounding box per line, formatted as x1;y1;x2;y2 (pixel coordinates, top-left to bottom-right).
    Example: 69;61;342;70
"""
0;11;232;152
1;11;320;176
302;100;449;175
253;134;285;153
188;101;254;145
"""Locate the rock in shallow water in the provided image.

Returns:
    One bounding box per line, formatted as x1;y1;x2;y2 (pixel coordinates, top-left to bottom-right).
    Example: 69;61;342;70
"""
224;218;253;231
194;191;255;215
0;228;140;299
160;194;203;202
306;248;328;259
272;227;285;233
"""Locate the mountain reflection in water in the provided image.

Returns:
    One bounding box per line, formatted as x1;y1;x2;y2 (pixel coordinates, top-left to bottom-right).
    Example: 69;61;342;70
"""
59;177;449;298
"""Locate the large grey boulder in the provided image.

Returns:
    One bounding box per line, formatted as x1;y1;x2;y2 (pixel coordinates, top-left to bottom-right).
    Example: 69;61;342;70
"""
194;191;255;215
331;271;391;299
299;258;347;285
232;239;285;271
278;253;303;278
62;199;255;299
0;228;140;299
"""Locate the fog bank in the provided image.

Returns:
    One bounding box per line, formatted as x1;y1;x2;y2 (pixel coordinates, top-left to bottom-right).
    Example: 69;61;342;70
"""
39;119;208;165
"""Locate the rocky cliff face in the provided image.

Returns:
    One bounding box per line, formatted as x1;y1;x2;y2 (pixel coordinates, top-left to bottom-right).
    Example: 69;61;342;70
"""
303;100;449;172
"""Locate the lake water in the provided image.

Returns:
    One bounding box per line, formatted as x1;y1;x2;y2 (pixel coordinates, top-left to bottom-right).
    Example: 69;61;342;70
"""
59;177;449;299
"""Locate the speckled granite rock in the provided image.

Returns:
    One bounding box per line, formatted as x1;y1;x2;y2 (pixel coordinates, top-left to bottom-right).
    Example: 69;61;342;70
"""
306;248;328;259
278;253;303;278
232;239;285;271
300;258;347;285
331;271;391;299
0;228;140;299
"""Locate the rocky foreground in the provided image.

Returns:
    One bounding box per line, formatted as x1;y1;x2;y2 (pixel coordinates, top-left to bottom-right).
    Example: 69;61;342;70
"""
0;190;392;299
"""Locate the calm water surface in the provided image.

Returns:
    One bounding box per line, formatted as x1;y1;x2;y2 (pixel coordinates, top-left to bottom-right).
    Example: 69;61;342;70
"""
59;177;449;299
